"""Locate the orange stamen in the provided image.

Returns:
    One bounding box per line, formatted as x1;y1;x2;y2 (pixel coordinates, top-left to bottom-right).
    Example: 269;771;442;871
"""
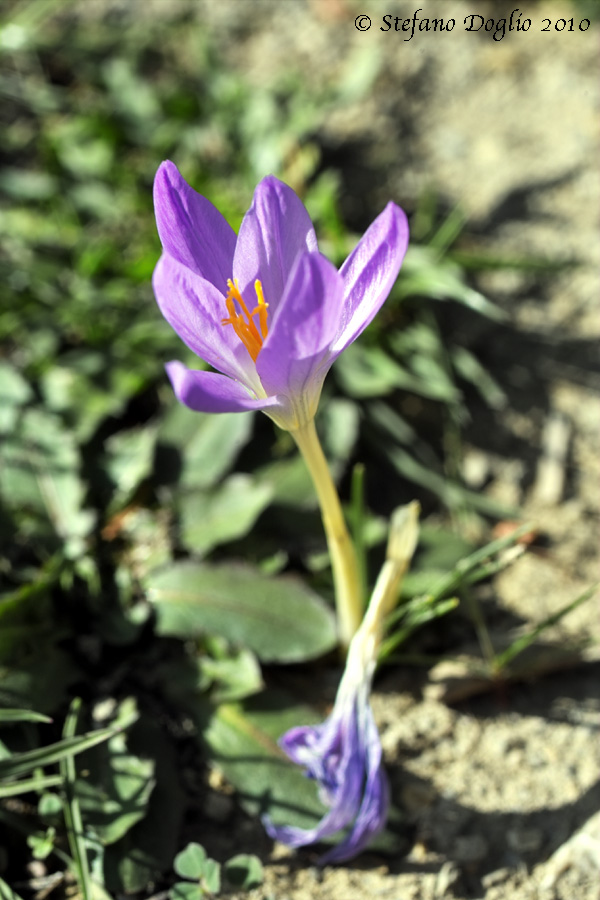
221;278;269;362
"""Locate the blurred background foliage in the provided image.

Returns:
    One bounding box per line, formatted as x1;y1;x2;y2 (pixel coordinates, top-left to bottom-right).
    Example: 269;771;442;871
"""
0;1;583;897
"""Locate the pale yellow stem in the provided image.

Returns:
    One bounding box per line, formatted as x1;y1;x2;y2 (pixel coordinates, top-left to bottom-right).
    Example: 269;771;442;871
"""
345;501;420;683
291;418;362;651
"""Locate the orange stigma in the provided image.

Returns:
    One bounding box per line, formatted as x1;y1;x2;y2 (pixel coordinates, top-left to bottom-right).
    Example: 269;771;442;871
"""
221;278;269;362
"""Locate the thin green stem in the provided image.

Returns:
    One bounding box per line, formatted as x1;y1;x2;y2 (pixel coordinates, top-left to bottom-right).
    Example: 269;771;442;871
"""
291;419;362;651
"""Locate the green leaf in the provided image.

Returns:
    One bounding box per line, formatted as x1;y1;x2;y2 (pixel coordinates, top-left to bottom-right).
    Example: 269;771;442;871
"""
202;694;326;831
224;853;264;889
495;583;599;671
104;716;185;894
0;408;94;545
0;710;137;780
0;774;62;798
159;405;253;490
201;859;221;894
105;426;158;508
0;362;33;433
200;645;263;703
75;731;156;845
174;842;207;880
0;708;52;724
147;562;337;662
179;475;273;555
397;245;505;320
170;883;204;900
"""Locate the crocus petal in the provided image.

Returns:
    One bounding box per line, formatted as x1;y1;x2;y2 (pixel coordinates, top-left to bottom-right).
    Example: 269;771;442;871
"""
165;362;280;415
153;254;259;389
154;160;236;289
331;202;409;356
256;252;343;426
233;176;318;313
264;682;388;863
319;706;389;864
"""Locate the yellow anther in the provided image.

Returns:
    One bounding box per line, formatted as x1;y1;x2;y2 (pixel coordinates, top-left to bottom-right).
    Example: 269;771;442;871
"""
221;278;269;362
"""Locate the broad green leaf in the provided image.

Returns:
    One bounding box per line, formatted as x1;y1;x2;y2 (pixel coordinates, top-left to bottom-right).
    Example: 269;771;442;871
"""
170;884;203;900
159;405;253;490
203;694;326;831
199;646;263;703
224;854;264;890
0;408;94;544
179;475;273;554
105;426;158;509
146;562;337;662
201;859;221;894
0;362;32;433
321;398;359;467
174;843;207;880
255;454;315;508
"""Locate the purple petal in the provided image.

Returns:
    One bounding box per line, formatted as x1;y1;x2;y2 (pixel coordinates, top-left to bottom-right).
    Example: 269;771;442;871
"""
154;161;236;289
264;684;388;862
256;252;343;421
165;362;280;415
331;202;409;357
319;706;389;864
153;254;258;387
233;176;318;314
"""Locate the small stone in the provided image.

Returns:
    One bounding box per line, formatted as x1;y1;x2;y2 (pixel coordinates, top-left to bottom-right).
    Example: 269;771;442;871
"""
435;860;461;897
481;867;511;888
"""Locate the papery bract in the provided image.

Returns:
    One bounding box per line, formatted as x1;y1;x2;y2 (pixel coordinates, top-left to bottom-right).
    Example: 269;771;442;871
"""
153;161;409;431
264;659;388;864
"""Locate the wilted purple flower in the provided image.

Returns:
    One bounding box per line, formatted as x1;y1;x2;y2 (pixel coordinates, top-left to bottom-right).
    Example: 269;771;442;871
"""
153;161;408;431
264;658;388;864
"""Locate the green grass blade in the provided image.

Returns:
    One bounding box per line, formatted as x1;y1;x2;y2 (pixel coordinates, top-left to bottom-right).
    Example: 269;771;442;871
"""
0;773;62;798
0;875;25;900
0;709;53;724
427;524;534;601
0;707;137;779
60;699;93;900
495;583;599;671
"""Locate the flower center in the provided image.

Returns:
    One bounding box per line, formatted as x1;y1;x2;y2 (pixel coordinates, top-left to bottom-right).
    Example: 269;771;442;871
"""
221;278;269;362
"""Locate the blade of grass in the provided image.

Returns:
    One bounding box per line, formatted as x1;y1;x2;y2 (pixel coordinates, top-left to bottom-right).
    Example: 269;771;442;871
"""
60;698;92;900
0;875;25;900
379;596;459;659
0;773;62;798
495;583;599;672
427;524;534;602
0;709;53;724
0;706;137;779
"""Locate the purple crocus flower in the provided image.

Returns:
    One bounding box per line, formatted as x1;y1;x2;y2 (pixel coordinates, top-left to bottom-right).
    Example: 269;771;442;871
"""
153;161;408;431
264;656;388;864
